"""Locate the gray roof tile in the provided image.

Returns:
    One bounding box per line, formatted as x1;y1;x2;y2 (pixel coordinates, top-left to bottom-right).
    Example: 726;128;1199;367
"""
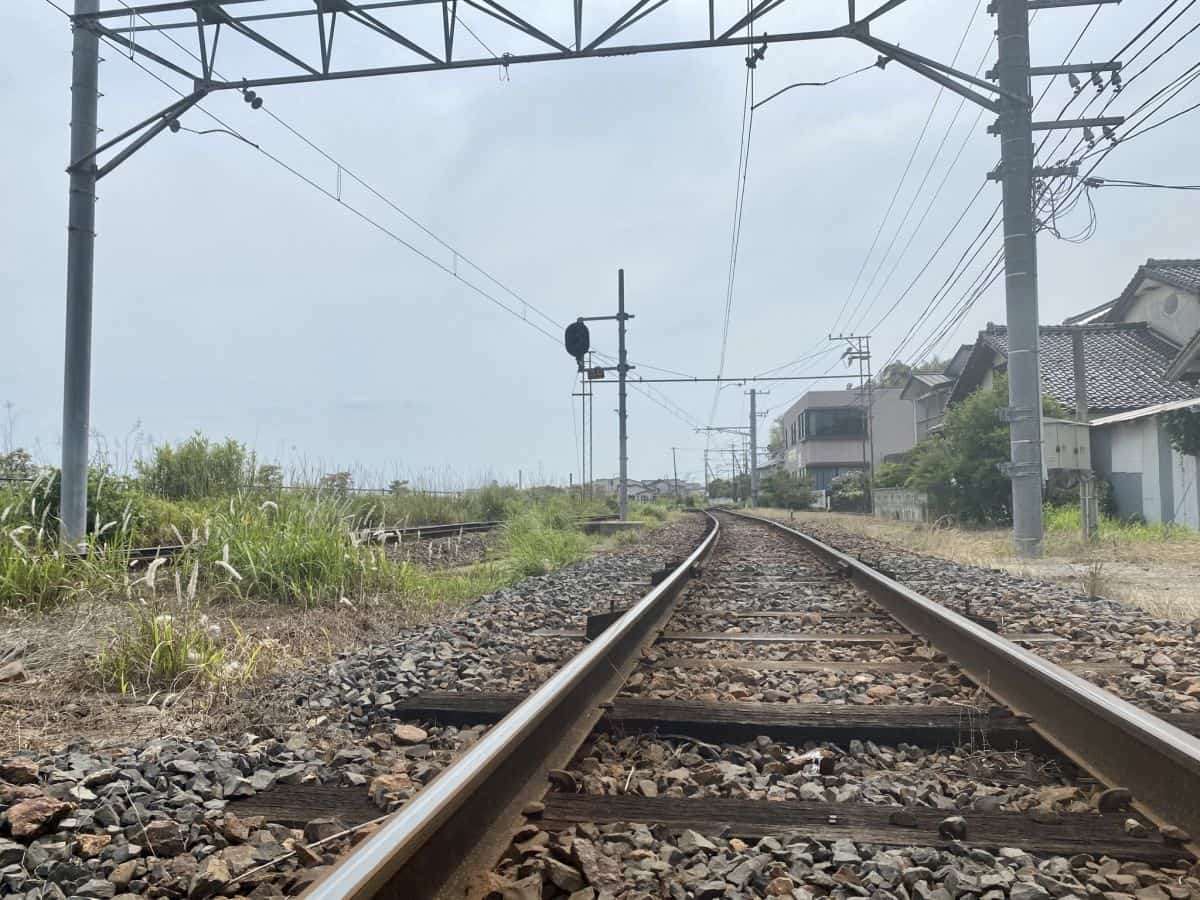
976;323;1200;413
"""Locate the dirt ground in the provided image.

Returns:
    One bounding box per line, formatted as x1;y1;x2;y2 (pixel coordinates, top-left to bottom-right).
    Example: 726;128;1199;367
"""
756;508;1200;622
0;595;436;757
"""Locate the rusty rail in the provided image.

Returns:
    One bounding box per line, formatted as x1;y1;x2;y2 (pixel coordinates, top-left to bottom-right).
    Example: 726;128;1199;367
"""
305;512;720;899
730;510;1200;843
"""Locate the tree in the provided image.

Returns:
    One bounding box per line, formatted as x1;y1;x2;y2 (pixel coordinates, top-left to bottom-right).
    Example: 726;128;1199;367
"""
0;448;35;480
760;471;812;509
1164;407;1200;457
876;362;912;388
767;421;784;456
902;374;1064;523
828;471;869;512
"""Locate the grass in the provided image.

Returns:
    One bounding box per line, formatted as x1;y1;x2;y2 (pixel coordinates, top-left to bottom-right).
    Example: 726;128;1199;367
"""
2;439;690;699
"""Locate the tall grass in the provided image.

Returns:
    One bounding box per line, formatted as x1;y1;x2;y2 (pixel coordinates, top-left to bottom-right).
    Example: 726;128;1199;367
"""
1043;504;1198;543
501;504;592;577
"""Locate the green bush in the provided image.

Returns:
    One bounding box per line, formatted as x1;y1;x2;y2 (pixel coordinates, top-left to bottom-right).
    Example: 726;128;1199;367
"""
501;507;590;577
136;433;257;500
760;471;813;510
903;375;1064;525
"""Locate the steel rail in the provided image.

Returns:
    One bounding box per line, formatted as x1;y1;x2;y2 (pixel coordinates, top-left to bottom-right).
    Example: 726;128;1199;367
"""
305;512;721;899
729;510;1200;843
91;515;618;562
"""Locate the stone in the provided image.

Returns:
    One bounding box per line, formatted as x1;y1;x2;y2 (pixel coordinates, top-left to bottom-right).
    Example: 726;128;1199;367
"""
392;724;429;745
888;808;919;828
832;839;861;864
678;829;717;853
0;758;39;785
6;796;73;839
75;878;117;899
109;860;139;888
938;816;968;840
545;857;586;892
1010;885;1050;900
189;854;232;899
1124;819;1149;838
141;819;186;857
0;660;25;683
76;833;112;857
1096;788;1133;813
0;838;24;866
368;772;413;807
500;874;542;900
221;844;257;877
303;817;347;844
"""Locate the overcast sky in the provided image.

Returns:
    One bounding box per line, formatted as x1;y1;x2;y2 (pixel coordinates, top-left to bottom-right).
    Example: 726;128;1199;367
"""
3;0;1198;488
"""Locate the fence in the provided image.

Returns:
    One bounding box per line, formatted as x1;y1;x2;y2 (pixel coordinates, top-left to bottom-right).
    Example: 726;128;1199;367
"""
872;488;929;523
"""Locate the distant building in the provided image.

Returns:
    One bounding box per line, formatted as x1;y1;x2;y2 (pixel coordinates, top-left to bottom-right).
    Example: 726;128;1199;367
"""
899;345;972;439
777;388;914;491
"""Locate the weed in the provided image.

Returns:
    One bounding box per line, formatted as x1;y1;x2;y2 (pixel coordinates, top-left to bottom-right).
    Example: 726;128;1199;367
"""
1077;559;1107;599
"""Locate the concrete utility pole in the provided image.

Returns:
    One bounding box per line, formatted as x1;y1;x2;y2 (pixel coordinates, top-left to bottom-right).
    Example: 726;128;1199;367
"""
1072;330;1099;541
61;0;101;545
749;389;759;508
995;0;1044;558
617;269;630;521
671;447;680;501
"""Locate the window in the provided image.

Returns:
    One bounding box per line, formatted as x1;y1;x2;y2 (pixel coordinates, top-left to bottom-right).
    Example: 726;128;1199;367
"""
803;407;866;439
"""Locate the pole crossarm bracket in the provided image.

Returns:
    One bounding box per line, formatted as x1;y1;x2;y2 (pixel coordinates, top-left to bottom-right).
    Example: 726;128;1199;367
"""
853;33;1022;112
67;90;206;180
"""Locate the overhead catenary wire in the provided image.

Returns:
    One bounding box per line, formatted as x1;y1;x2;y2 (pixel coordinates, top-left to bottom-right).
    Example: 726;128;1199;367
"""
43;0;716;442
839;0;986;334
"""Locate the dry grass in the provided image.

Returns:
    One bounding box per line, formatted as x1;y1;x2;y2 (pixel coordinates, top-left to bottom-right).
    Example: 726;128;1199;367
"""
755;508;1200;622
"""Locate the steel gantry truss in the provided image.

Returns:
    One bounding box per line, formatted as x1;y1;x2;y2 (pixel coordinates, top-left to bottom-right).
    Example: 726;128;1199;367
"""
58;0;1126;557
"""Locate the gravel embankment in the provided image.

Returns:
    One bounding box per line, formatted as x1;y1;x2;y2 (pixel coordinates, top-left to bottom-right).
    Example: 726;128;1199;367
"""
0;516;707;899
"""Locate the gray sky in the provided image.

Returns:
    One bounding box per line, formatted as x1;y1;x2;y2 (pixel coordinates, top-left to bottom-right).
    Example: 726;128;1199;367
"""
3;0;1198;487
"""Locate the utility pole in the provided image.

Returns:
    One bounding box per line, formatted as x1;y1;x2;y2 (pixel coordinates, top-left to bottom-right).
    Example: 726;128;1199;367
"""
730;447;739;504
1072;330;1098;541
587;351;594;500
832;334;873;509
703;449;710;501
617;269;630;521
995;0;1043;558
61;0;101;545
671;447;680;502
748;389;759;508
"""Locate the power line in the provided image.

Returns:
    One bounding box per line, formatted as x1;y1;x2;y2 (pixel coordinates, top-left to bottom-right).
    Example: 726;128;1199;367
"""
840;0;985;334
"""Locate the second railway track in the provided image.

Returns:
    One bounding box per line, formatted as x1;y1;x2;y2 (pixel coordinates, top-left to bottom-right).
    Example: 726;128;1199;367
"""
243;510;1200;899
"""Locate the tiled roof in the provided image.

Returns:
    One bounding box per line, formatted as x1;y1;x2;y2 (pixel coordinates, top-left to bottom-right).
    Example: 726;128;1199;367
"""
1102;258;1200;322
959;322;1200;413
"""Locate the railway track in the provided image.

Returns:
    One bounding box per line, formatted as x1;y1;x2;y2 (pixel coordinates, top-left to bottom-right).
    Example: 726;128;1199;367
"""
106;515;619;565
234;510;1200;899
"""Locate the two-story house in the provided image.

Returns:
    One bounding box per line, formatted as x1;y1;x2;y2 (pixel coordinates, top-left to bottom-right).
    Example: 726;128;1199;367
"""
778;388;914;491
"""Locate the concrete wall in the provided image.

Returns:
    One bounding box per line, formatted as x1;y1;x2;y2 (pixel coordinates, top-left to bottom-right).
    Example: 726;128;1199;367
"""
873;488;929;522
1091;416;1200;528
1124;280;1200;348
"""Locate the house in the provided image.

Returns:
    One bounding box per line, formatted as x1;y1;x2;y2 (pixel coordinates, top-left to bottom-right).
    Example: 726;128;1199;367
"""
947;322;1199;416
1090;398;1200;529
903;257;1200;526
899;344;973;439
1086;258;1200;383
778;388;914;491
